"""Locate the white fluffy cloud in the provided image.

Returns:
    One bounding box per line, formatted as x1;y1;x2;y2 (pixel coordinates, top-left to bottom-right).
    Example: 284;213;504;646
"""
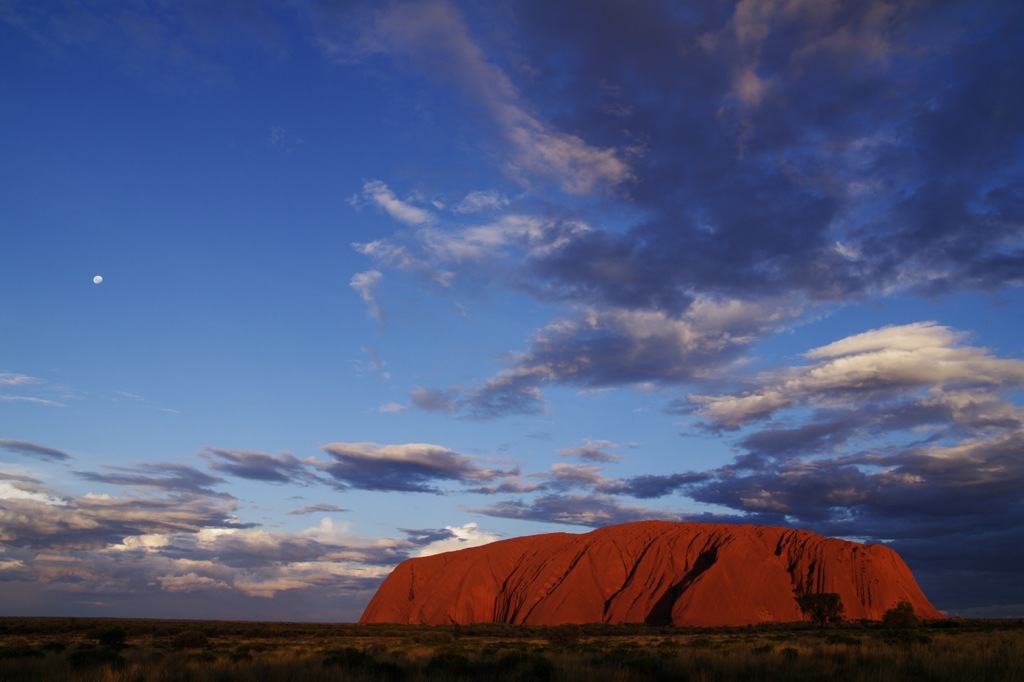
693;322;1024;428
414;522;500;557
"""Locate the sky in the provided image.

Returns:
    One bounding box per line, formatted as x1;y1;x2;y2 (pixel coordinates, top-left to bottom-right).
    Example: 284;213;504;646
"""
1;0;1022;622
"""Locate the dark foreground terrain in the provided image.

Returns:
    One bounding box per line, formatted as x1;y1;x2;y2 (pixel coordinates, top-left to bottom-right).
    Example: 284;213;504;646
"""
0;616;1021;681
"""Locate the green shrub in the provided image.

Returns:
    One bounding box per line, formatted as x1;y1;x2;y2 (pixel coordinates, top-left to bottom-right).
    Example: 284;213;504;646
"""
883;600;921;629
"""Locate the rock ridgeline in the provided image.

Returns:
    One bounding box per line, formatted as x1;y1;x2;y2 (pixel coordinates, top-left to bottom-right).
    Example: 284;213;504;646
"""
359;521;942;626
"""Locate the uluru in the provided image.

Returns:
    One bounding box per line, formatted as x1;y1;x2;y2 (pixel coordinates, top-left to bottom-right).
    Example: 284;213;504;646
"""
360;521;942;626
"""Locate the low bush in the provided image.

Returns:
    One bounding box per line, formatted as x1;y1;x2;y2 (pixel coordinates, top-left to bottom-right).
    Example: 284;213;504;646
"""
171;629;210;649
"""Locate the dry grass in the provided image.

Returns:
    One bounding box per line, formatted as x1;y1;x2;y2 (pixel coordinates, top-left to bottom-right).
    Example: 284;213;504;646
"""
0;617;1020;681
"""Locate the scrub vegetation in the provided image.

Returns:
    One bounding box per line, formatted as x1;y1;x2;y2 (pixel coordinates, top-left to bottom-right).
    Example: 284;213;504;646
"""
0;616;1021;681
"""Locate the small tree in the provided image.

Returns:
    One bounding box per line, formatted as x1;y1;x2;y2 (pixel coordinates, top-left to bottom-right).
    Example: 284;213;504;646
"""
796;593;845;625
882;600;920;629
91;625;128;647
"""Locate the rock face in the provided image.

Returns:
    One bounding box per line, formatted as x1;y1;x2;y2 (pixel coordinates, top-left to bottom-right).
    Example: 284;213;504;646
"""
360;521;942;626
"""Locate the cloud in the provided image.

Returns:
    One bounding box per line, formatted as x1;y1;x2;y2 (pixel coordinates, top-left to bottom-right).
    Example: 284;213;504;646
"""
420;299;796;419
0;478;412;617
358;180;434;226
558;439;622;462
0;489;243;550
453;190;509;214
0;473;65;505
320;442;507;493
377;402;407;414
265;125;302;152
350;270;386;324
411;522;500;557
0;396;65;407
202;448;318;485
330;1;633;194
157;572;231;593
410;387;459;413
0;439;72;462
618;472;712;500
473;493;676;528
0;372;40;387
690;322;1024;428
76;463;225;495
288;503;348;516
355;212;594;291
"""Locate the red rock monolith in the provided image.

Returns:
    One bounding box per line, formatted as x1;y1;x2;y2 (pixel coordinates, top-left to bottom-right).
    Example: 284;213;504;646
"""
359;520;942;626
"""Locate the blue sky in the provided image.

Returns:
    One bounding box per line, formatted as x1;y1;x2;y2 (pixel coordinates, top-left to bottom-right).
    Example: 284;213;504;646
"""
1;0;1022;622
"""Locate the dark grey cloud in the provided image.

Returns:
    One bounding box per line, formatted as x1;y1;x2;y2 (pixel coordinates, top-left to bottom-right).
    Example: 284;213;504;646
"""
617;472;711;500
513;0;1024;301
473;492;679;528
398;526;457;547
410;386;460;413
202;447;319;485
76;463;225;495
320;441;510;493
0;438;71;462
288;503;348;516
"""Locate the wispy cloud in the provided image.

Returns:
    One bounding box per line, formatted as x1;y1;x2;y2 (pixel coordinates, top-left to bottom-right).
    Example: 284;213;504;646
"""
288;503;348;516
453;190;509;214
202;448;320;485
0;396;65;407
326;1;634;194
358;180;434;226
349;270;386;324
76;463;225;495
0;372;40;387
0;439;72;462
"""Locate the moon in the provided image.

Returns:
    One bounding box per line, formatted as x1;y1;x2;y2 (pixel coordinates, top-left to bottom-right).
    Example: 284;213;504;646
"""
92;275;103;285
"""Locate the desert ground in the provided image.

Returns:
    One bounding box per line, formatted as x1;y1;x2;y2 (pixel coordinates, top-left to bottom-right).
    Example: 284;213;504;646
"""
0;616;1021;681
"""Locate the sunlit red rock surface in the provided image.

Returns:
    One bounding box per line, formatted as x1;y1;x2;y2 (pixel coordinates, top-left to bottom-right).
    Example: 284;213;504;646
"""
360;521;942;626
